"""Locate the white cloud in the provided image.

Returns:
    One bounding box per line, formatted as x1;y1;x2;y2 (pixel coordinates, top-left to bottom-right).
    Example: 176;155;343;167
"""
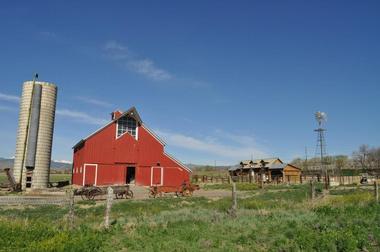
104;40;128;52
56;109;108;125
128;59;172;81
39;31;58;39
0;92;109;125
104;40;129;60
75;96;114;108
104;40;173;81
52;159;72;164
0;92;20;103
155;129;266;163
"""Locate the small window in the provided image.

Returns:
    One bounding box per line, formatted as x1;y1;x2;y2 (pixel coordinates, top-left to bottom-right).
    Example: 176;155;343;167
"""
80;167;82;173
117;115;137;138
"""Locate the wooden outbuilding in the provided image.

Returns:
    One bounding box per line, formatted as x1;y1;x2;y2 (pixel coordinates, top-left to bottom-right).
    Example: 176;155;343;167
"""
229;158;301;183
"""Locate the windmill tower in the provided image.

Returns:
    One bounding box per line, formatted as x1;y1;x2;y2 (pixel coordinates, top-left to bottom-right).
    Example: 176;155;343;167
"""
314;111;328;188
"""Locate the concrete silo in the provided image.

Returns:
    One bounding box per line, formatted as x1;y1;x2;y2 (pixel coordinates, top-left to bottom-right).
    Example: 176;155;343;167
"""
13;77;57;190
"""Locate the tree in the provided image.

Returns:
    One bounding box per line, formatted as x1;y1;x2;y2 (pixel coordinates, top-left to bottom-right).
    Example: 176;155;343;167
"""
353;144;370;170
335;155;348;182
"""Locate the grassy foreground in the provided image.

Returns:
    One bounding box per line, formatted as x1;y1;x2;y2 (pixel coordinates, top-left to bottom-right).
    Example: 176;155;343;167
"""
0;184;379;251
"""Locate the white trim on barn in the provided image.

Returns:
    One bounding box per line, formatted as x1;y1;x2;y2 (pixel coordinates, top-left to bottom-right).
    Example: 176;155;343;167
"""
83;163;98;186
141;124;166;146
150;166;164;186
163;152;192;173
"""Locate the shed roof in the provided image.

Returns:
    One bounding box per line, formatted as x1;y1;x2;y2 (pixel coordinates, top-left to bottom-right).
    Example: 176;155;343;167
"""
229;162;299;171
239;158;283;169
267;163;286;170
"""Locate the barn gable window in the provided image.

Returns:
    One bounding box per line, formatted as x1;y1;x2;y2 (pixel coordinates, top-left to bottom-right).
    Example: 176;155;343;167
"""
117;115;137;139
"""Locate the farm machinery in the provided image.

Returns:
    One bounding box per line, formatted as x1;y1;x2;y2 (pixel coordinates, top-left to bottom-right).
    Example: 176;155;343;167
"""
74;185;134;200
149;183;200;198
0;168;21;192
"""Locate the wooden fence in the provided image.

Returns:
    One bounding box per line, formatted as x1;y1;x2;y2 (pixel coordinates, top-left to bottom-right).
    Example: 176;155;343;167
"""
0;188;114;230
192;175;261;184
192;175;231;184
0;196;69;205
192;174;373;185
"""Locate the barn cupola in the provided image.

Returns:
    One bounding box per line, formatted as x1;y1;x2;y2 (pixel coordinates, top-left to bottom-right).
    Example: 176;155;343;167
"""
115;107;143;140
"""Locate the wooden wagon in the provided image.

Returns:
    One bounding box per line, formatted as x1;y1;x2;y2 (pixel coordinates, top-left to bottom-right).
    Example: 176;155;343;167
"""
149;183;200;198
74;185;133;200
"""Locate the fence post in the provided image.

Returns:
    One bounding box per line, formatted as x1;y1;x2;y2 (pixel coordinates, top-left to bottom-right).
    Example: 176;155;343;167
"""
228;175;231;184
67;189;75;229
310;180;315;201
229;182;237;217
104;187;114;229
375;181;379;203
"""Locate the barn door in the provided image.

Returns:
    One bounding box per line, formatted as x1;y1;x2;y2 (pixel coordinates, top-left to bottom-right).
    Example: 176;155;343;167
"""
151;167;163;186
84;164;97;186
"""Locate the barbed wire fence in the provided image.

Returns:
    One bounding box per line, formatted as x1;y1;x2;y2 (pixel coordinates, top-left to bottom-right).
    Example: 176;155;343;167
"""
0;187;116;230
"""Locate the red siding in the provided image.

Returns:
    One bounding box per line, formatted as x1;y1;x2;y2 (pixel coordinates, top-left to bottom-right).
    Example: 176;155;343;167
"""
114;132;139;164
96;164;125;185
72;115;191;187
84;165;96;186
138;127;164;166
85;123;116;164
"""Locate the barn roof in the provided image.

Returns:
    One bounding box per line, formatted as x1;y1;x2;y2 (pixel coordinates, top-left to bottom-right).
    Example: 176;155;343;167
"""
72;106;165;149
164;152;192;173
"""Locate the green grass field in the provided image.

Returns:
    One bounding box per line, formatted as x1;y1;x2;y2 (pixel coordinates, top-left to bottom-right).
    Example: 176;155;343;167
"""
1;183;379;251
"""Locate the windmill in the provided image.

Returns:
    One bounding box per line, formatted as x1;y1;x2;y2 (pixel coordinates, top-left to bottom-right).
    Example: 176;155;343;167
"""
314;111;328;188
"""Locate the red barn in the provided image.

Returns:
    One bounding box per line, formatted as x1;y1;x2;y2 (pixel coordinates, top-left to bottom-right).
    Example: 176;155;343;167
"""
71;107;191;187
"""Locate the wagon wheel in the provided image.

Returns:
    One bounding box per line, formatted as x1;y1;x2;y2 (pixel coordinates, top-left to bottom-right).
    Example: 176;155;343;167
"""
182;189;191;197
126;190;134;199
149;188;157;198
81;193;87;200
86;192;94;200
88;188;101;200
115;192;124;199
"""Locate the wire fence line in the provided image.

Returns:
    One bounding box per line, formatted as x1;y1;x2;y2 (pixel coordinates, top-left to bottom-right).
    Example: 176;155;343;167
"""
0;188;115;229
0;196;70;205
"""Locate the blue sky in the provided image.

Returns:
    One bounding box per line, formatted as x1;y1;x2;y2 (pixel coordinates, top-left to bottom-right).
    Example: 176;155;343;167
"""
0;1;379;165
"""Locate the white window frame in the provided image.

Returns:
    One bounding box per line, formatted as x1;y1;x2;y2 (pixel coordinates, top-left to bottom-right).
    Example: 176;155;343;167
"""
115;116;138;140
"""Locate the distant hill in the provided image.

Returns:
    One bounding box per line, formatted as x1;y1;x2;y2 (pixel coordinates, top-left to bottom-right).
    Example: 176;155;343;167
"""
186;163;230;170
0;157;71;170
